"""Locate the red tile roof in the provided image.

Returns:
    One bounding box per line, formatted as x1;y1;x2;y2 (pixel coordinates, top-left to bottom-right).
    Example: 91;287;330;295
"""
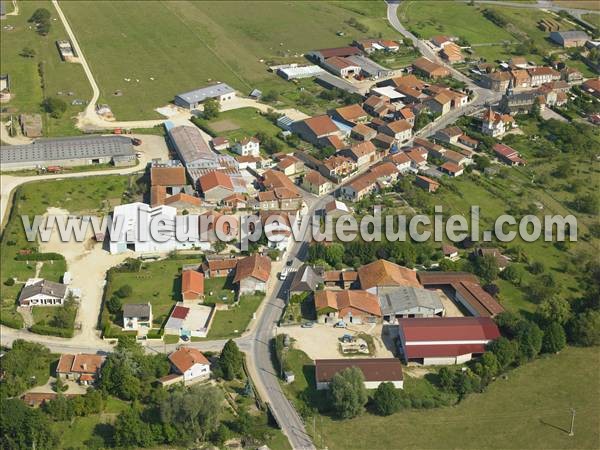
314;290;382;317
303;115;339;137
198;170;234;192
315;358;403;383
335;104;368;123
358;259;420;290
233;254;271;283
182;270;204;300
151;166;186;187
169;347;209;373
170;305;189;320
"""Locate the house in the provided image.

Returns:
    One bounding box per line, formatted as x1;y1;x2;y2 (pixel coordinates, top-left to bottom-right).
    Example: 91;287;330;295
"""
174;83;236;110
340;141;379;167
257;188;304;211
415;175;440;193
388;151;412;172
510;69;531;88
481;108;516;137
332;104;369;126
398;108;415;126
211;136;230;152
56;353;105;385
582;78;600;99
234;254;271;295
482;71;512;92
308;46;362;63
418;272;504;317
123;303;153;332
527;67;560;87
430;35;453;48
398;317;501;365
259;211;297;251
443;244;459;259
322;56;362;78
473;247;511;270
353;39;400;53
276;154;304;176
289;264;323;297
380;120;412;142
425;92;452;115
324;199;350;218
412;57;450;79
372;133;395;151
338;162;399;201
235;155;261;171
357;259;421;295
351;123;377;141
198;171;235;202
378;286;444;323
182;270;205;301
315;358;404;390
168;347;210;385
440;42;464;63
550;30;589;48
363;95;391;118
291;115;341;147
202;256;239;278
150;163;189;207
222;193;248;210
458;134;479;149
18;279;68;306
321;154;357;179
302;169;332;195
322;270;358;289
314;290;381;324
493;143;527;166
440;162;463;177
435;126;463;145
233;137;260;157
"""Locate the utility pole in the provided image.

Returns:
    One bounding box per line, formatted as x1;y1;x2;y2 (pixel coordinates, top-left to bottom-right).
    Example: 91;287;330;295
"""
569;409;575;437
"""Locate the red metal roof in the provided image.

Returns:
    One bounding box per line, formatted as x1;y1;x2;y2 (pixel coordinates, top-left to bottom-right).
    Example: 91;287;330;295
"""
399;317;500;342
403;343;487;359
171;305;189;319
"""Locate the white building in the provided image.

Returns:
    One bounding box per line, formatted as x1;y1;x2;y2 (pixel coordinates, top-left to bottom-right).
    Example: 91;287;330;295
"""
18;279;68;306
233;137;260;157
168;347;211;385
122;303;153;332
109;202;209;254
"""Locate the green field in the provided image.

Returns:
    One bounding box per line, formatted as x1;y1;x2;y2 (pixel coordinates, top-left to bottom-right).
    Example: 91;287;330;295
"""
284;347;600;450
0;1;91;136
59;1;395;120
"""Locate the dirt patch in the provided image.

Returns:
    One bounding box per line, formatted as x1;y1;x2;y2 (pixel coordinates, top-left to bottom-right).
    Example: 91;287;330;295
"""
211;119;240;132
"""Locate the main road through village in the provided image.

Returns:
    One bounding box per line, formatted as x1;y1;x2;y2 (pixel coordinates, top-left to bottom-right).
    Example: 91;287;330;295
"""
5;0;598;448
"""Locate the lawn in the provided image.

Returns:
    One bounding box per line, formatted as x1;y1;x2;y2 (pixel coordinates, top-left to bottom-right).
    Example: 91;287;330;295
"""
206;293;264;339
204;276;236;305
0;1;92;136
105;257;203;327
59;1;394;120
285;347;600;450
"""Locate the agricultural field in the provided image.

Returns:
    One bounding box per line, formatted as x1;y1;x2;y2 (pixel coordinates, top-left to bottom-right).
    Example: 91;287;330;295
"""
293;346;600;450
0;1;91;136
59;1;395;120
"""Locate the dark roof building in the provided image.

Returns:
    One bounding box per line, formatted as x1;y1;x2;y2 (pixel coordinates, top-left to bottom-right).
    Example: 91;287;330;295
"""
315;358;404;389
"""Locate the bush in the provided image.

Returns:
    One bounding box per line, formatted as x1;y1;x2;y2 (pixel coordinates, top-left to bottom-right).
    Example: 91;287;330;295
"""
0;314;24;329
14;252;64;261
42;97;68;118
191;117;217;137
29;323;74;338
4;278;15;286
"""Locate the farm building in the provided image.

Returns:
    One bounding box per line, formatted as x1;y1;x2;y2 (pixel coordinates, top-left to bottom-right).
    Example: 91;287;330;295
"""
314;290;381;324
234;254;271;295
378;286;444;323
0;135;135;170
398;317;501;365
277;65;325;80
289;264;323;297
357;259;421;294
174;83;236;110
550;30;589;48
315;358;404;389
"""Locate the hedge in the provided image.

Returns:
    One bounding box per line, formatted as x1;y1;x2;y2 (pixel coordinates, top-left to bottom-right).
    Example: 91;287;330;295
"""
190;117;217;137
0;315;24;329
14;252;65;261
29;323;74;338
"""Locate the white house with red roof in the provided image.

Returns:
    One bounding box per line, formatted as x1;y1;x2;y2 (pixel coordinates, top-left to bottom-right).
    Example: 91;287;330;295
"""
398;317;501;365
167;347;210;385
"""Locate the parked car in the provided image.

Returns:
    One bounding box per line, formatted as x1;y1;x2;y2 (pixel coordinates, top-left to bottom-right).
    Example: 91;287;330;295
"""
301;322;314;328
131;137;142;146
180;335;189;342
334;321;346;328
286;260;293;267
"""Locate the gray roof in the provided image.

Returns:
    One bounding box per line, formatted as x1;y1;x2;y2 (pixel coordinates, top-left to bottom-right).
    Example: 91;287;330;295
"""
18;279;67;303
123;303;151;318
0;135;134;164
168;125;215;166
289;264;323;293
378;286;444;315
551;30;589;40
175;83;235;104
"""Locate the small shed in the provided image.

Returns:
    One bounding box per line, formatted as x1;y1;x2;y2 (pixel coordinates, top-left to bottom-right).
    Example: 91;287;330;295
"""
249;89;262;99
284;371;295;383
62;272;72;285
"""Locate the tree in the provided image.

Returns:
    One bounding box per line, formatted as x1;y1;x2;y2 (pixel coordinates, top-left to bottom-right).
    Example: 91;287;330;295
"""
567;310;600;347
29;8;51;22
473;154;491;172
262;90;279;102
298;91;314;106
113;405;154;448
572;193;599;215
42;97;67;118
494;311;521;338
203;98;220;119
528;272;559;303
20;47;36;58
515;321;543;361
37;20;51;36
537;296;571;325
115;284;132;298
219;339;243;380
107;295;123;314
500;264;524;285
1;399;58;450
213;241;226;253
488;336;517;370
541;322;566;354
529;261;545;274
0;340;52;398
372;382;401;416
437;367;456;391
474;254;499;284
329;367;368;419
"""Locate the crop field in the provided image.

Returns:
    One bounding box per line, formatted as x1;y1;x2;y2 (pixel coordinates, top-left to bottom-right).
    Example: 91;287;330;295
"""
0;1;91;136
59;1;395;120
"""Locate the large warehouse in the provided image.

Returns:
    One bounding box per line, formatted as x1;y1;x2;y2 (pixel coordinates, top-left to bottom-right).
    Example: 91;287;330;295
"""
0;135;136;170
174;83;236;110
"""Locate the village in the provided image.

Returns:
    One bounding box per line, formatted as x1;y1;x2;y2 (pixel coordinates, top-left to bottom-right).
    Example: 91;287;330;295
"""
1;1;599;450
